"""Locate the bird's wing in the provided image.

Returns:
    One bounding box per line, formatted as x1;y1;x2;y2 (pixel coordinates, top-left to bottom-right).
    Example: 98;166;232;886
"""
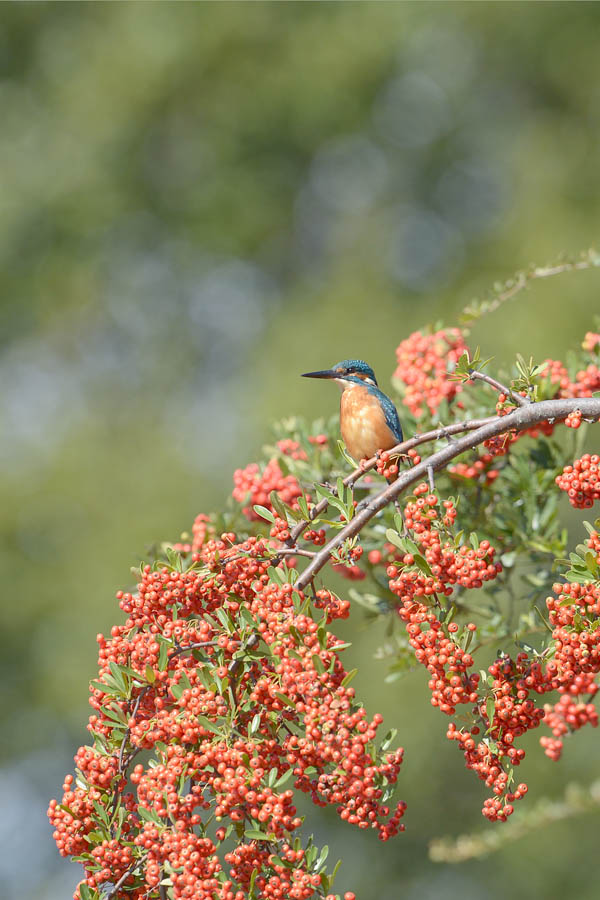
369;386;403;444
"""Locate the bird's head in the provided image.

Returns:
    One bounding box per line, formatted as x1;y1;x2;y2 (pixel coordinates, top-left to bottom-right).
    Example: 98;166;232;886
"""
301;359;378;388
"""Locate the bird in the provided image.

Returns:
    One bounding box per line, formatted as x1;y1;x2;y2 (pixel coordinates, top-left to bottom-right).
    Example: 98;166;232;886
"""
301;359;404;467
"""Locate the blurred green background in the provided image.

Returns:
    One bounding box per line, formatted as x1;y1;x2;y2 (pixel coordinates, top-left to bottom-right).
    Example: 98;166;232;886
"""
3;3;600;898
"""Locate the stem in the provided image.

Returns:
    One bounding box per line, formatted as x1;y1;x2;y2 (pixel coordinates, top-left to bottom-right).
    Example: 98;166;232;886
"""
461;253;599;323
104;862;140;900
468;369;529;407
294;396;600;591
273;547;316;559
170;641;217;659
117;687;150;775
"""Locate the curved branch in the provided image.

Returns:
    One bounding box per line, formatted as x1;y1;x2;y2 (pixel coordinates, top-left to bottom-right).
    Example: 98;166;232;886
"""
287;415;498;546
468;369;529;407
461;252;600;324
295;396;600;590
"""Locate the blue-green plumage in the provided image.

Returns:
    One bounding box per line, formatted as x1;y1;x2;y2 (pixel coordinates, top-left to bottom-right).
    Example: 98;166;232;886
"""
369;384;403;444
332;359;378;385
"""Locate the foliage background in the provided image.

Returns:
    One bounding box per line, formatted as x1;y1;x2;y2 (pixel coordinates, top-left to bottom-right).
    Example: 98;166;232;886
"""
2;3;600;898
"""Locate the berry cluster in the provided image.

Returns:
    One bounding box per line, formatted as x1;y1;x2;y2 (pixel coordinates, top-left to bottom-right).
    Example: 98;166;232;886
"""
538;356;600;400
172;513;216;554
393;327;469;418
564;408;582;428
381;484;564;819
49;524;405;899
448;451;500;484
582;332;600;352
375;451;399;481
555;454;600;508
233;459;304;520
276;439;309;461
540;693;598;761
386;485;501;602
538;539;600;761
546;579;600;683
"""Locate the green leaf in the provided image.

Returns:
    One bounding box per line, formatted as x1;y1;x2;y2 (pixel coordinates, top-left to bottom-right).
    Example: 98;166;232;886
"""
145;665;156;684
239;606;257;629
289;625;303;645
249;867;259;897
215;607;234;631
315;483;347;517
297;492;311;520
267;565;286;586
196;715;224;737
485;696;496;731
315;844;329;870
253;505;276;524
89;680;121;697
380;728;398;753
330;858;342;885
101;703;128;726
385;529;420;557
249;713;261;735
413;554;433;577
91;799;110;826
270;490;294;523
171;681;185;700
341;668;358;688
311;654;325;675
158;640;169;671
274;768;294;789
337;439;357;467
274;691;296;708
317;623;327;651
138;806;161;823
244;828;277;842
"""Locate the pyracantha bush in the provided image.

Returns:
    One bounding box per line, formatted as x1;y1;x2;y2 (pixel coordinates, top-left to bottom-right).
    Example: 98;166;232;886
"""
50;265;600;895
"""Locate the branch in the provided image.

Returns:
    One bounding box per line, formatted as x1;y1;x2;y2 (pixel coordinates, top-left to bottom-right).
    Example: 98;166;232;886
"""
468;369;529;407
104;862;140;900
461;251;600;324
295;396;600;590
287;416;498;546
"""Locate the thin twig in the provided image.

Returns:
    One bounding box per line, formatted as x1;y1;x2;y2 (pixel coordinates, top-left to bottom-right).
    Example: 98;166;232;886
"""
118;686;150;775
170;641;217;659
468;369;529;407
104;862;140;900
294;396;600;591
461;252;599;324
274;547;316;559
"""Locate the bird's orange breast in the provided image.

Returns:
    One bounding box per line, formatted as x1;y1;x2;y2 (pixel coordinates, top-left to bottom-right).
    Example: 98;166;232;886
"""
340;385;398;460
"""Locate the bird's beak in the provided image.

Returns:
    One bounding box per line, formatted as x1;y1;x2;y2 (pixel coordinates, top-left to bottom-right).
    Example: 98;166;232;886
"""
301;369;338;379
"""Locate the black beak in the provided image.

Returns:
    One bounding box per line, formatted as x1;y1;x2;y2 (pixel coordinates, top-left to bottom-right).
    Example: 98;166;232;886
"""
301;369;338;379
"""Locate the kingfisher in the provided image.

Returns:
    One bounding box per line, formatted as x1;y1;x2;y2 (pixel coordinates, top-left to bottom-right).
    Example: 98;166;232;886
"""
302;359;404;466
